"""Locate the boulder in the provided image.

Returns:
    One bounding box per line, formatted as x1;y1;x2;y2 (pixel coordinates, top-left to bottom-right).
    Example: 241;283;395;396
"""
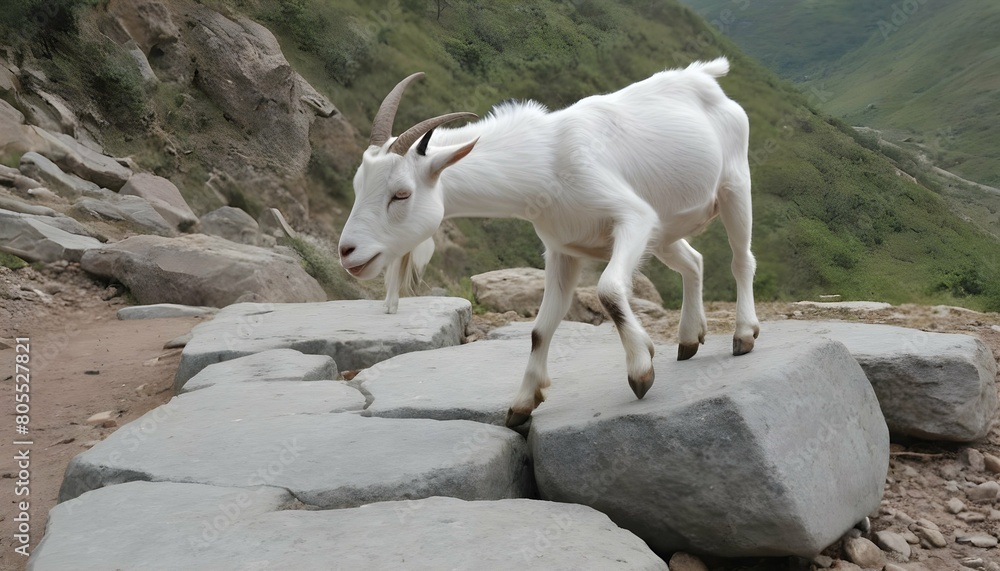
80;234;325;308
174;297;470;385
765;321;998;441
59;408;531;508
527;332;889;557
184;7;325;176
343;327;891;557
0;210;102;262
199;206;260;245
119;173;197;232
0;100;83;167
471;267;663;323
0;195;58;217
0;164;44;192
19;152;98;198
54;134;132;190
74;195;176;236
116;303;218;321
177;348;338;393
30;485;666;571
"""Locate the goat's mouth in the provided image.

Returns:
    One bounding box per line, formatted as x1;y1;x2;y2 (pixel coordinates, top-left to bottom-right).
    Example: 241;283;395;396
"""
345;254;380;278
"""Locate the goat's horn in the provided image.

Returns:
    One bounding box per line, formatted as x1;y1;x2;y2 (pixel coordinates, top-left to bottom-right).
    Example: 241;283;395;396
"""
370;72;425;148
389;112;479;156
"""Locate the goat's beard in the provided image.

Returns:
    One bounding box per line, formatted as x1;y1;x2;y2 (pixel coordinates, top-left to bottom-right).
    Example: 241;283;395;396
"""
382;237;436;314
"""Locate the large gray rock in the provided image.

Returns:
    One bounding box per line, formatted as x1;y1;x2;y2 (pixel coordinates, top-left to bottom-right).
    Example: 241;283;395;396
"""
117;303;218;321
54;133;132;190
527;332;889;557
0;207;97;239
472;267;663;323
765;320;998;441
174;297;471;386
29;482;294;571
362;325;615;425
60;410;531;508
18;151;99;197
0;210;102;262
178;348;338;393
80;234;325;308
74;194;176;236
31;486;666;571
199;206;260;245
120;173;198;232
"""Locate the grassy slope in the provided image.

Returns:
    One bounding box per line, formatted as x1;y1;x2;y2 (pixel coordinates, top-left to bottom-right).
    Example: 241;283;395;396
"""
232;0;1000;310
684;0;1000;188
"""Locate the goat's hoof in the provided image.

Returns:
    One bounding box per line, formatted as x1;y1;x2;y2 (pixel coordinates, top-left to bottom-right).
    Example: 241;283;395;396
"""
733;336;755;356
677;342;700;361
506;408;532;428
628;370;654;399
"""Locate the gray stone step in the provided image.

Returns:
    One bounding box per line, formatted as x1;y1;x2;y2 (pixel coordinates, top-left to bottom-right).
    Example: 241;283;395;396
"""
30;483;666;570
117;303;218;321
765;320;998;441
60;406;530;508
174;297;471;385
178;348;339;393
357;328;889;558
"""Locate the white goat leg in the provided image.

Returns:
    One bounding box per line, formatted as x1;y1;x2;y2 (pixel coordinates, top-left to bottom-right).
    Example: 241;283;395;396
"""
597;201;658;399
719;178;760;354
506;252;582;427
654;239;708;360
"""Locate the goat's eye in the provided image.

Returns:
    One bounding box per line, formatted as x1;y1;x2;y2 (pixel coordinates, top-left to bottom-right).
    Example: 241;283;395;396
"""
391;190;411;202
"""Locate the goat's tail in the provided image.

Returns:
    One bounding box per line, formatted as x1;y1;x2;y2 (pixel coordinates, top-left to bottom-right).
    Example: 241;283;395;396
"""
687;57;730;78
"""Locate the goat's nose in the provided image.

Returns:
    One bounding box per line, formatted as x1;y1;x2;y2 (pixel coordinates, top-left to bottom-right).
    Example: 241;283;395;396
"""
339;244;356;259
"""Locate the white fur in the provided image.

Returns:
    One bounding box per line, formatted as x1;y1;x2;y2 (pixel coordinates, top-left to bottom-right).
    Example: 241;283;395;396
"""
340;58;760;421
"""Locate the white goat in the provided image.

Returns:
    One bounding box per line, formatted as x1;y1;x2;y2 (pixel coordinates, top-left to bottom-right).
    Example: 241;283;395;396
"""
339;58;760;427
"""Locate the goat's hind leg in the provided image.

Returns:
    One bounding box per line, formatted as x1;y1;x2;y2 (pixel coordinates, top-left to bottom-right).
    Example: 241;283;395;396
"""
598;206;658;400
654;239;707;361
718;175;760;355
506;251;582;428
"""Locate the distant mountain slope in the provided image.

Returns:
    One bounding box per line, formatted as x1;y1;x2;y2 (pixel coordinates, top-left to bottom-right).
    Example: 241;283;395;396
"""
683;0;1000;188
244;0;1000;309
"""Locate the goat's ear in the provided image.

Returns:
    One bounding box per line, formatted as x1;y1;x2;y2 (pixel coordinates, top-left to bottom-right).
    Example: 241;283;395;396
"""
428;138;479;179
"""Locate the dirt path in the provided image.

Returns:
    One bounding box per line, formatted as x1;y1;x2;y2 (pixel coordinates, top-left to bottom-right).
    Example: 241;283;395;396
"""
1;261;999;569
0;265;206;570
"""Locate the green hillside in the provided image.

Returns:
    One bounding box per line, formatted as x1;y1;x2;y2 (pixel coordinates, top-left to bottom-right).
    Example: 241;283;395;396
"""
8;0;1000;310
683;0;1000;189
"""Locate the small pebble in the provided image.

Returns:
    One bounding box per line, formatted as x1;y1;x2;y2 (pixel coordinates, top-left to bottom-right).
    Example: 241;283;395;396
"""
958;512;987;523
968;481;1000;502
946;480;962;492
885;565;907;571
901;530;920;544
990;510;1000;521
813;555;833;568
667;552;708;571
957;534;999;548
86;411;116;425
964;557;987;569
962;448;987;472
985;454;1000;474
843;537;886;569
948;498;967;514
911;524;947;548
875;530;911;559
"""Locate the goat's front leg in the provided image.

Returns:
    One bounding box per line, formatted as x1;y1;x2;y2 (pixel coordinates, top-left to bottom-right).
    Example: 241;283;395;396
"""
599;207;658;399
506;251;582;428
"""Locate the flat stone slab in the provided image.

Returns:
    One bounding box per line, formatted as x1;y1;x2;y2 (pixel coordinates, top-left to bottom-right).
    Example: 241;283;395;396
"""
29;482;294;571
361;332;609;425
765;320;998;441
172;380;365;419
0;209;102;262
177;348;338;393
31;485;666;570
794;301;893;311
528;332;889;557
175;297;471;386
60;409;530;508
117;303;218;321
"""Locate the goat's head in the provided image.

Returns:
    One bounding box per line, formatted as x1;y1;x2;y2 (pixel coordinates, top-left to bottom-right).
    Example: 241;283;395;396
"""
338;73;478;283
